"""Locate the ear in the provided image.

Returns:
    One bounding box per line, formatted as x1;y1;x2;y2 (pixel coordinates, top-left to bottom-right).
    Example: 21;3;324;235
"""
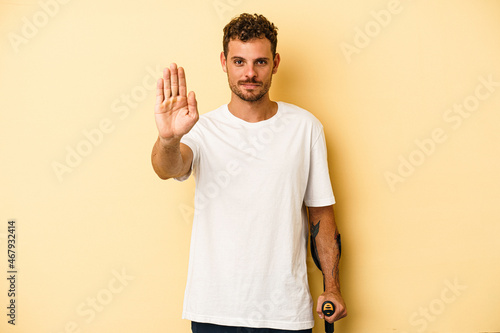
272;53;281;74
220;51;227;73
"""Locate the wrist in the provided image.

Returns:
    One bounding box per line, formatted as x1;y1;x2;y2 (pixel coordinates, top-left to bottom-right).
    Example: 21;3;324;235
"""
323;276;341;293
324;286;341;293
158;136;181;147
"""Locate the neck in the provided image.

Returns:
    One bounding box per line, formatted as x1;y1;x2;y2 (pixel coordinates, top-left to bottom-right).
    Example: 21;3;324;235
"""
227;94;277;123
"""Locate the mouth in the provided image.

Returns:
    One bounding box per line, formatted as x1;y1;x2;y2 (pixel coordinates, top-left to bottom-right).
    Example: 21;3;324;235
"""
239;81;262;89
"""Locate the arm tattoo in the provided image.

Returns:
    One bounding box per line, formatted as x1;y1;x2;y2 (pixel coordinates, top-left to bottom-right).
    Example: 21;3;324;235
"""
311;220;322;271
310;217;341;288
311;220;320;239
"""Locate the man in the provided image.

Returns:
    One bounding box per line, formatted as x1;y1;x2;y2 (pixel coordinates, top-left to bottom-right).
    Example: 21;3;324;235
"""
151;13;346;333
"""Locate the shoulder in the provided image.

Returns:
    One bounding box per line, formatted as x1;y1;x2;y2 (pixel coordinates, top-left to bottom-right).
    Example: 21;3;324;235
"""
277;102;324;128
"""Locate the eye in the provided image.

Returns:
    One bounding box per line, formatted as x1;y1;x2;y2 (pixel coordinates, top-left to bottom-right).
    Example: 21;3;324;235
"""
257;60;268;65
234;59;244;66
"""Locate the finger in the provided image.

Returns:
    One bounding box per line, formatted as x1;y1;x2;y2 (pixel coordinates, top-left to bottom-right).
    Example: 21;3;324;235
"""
163;67;171;99
178;67;187;97
316;298;325;319
170;63;179;97
156;78;164;106
330;304;346;322
187;91;198;116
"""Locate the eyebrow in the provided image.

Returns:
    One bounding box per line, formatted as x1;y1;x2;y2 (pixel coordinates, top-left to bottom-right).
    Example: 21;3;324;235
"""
230;56;271;61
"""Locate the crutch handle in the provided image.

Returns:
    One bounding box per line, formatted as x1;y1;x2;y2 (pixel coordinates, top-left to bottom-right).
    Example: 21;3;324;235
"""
322;301;335;333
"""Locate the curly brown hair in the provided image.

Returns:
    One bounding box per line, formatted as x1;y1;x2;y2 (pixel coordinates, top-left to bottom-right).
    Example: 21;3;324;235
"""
222;13;278;59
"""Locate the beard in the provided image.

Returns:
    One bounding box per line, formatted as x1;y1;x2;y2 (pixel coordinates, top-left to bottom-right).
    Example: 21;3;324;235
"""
228;76;272;102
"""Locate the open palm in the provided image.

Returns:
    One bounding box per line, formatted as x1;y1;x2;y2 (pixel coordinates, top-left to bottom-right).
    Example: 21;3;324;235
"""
155;63;198;141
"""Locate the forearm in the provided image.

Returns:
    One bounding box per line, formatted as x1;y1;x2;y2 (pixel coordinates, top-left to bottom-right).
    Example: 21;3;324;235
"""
309;205;341;292
151;137;189;179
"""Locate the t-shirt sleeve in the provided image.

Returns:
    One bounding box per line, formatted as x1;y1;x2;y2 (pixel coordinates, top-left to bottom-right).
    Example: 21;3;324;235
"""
303;127;335;207
174;128;199;182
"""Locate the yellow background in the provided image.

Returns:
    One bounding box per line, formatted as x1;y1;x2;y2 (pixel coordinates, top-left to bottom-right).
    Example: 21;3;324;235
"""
1;0;500;332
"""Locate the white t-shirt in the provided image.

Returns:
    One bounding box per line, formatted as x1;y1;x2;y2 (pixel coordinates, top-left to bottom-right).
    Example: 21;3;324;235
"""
176;101;335;330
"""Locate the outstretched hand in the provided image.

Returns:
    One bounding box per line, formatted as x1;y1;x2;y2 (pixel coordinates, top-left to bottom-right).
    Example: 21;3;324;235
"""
155;63;199;143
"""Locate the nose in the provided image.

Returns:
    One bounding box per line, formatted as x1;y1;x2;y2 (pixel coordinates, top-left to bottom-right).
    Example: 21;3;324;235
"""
245;64;256;79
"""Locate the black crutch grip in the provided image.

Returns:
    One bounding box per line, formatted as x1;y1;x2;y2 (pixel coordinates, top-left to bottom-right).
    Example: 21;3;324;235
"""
322;301;335;333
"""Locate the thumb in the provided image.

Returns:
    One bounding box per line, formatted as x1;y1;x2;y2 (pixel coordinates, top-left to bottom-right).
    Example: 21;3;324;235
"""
187;91;198;115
